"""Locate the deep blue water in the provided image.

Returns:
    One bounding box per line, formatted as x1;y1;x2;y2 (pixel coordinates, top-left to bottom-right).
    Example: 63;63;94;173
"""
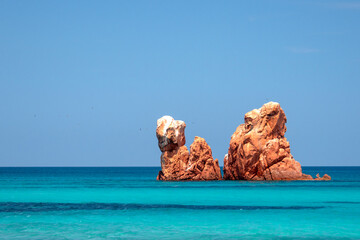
0;167;359;239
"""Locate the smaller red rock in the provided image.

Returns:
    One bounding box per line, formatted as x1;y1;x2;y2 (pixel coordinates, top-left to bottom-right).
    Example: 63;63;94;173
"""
314;173;331;181
156;116;221;181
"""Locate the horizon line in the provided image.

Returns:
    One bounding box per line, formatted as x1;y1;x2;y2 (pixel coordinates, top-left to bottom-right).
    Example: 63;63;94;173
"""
0;166;359;168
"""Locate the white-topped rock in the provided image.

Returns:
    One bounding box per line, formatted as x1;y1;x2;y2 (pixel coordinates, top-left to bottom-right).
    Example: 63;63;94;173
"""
156;116;186;152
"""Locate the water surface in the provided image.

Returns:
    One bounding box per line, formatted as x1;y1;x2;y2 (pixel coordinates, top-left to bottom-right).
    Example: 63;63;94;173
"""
0;167;359;239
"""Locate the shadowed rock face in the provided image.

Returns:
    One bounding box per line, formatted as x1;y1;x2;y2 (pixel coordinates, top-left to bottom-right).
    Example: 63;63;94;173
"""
156;116;222;181
223;102;330;181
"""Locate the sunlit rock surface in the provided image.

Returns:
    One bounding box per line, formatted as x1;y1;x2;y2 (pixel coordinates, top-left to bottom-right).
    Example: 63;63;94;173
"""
223;102;330;181
156;116;221;181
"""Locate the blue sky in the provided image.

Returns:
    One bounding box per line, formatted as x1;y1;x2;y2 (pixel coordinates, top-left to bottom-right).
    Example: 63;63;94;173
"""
0;0;359;166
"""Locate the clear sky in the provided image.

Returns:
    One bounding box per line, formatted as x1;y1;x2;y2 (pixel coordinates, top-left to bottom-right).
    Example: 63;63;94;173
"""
1;0;359;166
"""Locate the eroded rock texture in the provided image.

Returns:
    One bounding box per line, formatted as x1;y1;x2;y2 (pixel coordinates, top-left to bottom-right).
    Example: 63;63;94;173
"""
156;116;221;181
223;102;330;181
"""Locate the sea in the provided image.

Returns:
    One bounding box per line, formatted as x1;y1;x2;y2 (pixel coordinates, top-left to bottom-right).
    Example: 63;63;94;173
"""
0;167;359;240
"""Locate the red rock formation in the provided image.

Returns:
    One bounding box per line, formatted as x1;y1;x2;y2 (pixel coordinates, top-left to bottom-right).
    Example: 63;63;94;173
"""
223;102;330;181
156;116;221;181
314;173;331;181
183;137;222;181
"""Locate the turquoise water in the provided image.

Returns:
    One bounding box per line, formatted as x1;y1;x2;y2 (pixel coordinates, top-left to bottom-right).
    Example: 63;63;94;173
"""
0;167;359;239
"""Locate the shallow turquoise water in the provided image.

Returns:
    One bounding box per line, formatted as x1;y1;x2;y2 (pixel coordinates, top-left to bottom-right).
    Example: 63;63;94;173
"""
0;167;359;239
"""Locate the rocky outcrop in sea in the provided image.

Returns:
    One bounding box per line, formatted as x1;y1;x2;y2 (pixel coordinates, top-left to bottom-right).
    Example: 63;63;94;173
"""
156;116;222;181
156;102;330;181
223;102;330;181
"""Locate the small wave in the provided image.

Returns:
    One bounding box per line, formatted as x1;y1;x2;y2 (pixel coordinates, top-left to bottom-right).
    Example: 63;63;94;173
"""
323;201;360;204
0;202;325;212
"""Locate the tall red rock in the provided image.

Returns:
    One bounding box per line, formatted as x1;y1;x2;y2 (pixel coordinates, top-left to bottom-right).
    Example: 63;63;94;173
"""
156;116;222;181
223;102;330;181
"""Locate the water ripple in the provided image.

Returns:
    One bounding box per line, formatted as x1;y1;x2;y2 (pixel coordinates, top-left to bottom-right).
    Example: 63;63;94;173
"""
0;202;325;212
